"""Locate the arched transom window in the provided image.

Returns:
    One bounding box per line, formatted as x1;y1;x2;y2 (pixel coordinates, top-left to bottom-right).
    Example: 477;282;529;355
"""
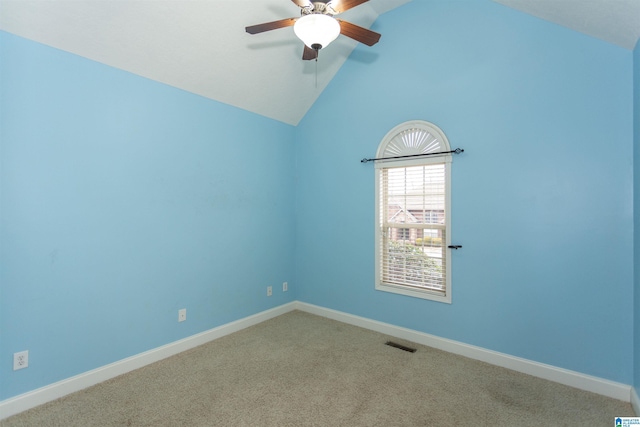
375;121;453;303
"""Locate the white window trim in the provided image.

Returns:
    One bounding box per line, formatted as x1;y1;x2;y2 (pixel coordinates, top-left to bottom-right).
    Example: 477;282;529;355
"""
374;121;453;304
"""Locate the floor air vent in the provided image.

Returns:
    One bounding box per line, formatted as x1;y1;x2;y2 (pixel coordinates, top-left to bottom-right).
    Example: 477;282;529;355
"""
385;341;417;353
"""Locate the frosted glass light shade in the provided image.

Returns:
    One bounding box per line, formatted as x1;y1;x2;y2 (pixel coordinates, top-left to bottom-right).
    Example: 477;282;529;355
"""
294;14;341;50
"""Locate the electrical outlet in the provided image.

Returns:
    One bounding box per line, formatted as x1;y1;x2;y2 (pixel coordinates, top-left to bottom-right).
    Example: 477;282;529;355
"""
178;308;186;322
13;351;28;371
283;282;288;292
267;286;272;297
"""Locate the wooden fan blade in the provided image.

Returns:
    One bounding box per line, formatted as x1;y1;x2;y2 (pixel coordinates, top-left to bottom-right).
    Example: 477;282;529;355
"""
337;20;381;46
246;18;297;34
302;44;318;60
328;0;369;14
291;0;312;7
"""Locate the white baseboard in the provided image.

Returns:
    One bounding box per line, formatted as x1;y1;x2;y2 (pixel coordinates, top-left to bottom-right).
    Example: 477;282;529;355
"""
294;302;632;403
632;387;640;416
1;300;632;420
0;302;297;420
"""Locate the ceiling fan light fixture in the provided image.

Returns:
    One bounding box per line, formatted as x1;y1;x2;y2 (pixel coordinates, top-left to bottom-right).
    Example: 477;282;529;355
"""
294;14;341;50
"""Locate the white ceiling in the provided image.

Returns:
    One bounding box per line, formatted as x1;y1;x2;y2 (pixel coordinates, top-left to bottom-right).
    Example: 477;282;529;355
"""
0;0;411;126
494;0;640;50
1;0;639;126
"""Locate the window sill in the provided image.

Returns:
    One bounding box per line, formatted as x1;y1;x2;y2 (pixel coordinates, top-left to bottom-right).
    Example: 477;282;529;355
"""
375;282;451;304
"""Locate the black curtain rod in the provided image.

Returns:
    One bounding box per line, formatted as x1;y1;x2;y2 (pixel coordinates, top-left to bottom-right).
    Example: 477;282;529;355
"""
361;148;464;164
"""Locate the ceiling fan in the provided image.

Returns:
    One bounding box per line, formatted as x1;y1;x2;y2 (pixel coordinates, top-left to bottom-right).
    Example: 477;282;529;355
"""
246;0;382;60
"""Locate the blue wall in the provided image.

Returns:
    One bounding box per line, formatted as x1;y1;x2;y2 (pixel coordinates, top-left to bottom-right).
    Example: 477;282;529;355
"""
0;31;296;400
634;39;640;393
1;0;638;404
295;0;634;384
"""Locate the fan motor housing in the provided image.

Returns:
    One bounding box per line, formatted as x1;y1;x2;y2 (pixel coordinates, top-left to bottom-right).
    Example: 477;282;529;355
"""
303;1;336;16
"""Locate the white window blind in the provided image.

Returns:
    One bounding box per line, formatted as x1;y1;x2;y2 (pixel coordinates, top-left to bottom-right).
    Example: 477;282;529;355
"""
379;164;447;296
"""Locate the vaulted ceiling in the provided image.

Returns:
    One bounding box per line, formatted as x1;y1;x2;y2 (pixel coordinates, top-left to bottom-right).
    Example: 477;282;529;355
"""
1;0;639;126
494;0;640;50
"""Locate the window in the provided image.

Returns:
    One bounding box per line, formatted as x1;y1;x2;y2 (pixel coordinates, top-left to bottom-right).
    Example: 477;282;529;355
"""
375;121;453;303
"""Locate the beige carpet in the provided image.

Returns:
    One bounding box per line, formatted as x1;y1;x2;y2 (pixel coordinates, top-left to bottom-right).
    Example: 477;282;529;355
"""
1;310;634;426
